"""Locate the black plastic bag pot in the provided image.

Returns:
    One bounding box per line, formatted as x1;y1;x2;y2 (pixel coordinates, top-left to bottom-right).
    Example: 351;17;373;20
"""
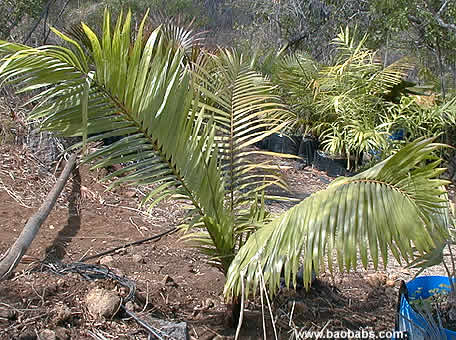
298;136;318;166
395;276;456;339
313;150;349;177
264;133;301;155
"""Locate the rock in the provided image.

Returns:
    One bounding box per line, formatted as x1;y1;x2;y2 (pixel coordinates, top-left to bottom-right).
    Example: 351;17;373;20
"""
85;287;121;319
99;255;114;266
145;317;188;340
39;329;56;340
132;254;145;264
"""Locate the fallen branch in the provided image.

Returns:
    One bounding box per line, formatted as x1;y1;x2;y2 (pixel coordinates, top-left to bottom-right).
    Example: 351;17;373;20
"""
0;154;77;280
79;227;177;263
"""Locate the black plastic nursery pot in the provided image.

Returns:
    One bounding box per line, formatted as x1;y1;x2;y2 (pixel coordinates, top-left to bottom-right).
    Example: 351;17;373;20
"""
264;133;302;155
255;133;319;165
395;276;456;339
297;136;318;166
313;150;351;177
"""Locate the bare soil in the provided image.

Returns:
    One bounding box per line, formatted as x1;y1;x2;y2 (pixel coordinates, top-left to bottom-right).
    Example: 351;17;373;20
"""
0;142;453;340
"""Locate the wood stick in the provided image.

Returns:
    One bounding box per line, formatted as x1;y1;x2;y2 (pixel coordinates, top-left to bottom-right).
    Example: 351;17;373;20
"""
0;154;77;280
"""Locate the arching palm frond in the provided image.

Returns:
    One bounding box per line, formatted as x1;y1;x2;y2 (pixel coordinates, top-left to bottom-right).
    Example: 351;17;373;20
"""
0;9;230;269
225;137;451;299
0;9;296;275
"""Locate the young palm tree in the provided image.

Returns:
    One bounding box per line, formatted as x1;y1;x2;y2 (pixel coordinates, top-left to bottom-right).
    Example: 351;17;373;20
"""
0;9;293;324
311;27;415;167
0;9;451;329
274;27;416;169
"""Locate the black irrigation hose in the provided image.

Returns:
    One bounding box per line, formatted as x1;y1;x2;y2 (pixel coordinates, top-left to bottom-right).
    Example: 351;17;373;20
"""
39;261;170;339
122;306;165;340
36;227;179;339
79;227;178;263
40;260;137;302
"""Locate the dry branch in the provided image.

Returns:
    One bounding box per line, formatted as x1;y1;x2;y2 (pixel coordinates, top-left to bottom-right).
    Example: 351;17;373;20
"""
0;153;77;280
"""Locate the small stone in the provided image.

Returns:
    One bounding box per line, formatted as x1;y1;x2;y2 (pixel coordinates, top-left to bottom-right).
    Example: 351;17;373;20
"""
39;329;56;340
132;254;145;264
85;287;121;319
99;255;114;266
145;317;188;339
49;225;55;230
204;298;215;309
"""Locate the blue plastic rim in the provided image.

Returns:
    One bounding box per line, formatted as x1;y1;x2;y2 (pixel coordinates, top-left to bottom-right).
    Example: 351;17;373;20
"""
397;276;456;340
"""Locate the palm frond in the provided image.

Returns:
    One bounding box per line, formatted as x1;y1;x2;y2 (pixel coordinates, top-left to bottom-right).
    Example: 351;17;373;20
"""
0;9;295;275
194;49;295;208
225;137;451;299
0;9;234;270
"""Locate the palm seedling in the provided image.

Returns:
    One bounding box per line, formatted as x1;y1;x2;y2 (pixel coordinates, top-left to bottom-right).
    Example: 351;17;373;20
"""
0;9;294;324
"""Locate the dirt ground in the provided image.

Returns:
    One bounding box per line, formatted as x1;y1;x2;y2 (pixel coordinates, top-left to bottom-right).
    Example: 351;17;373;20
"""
0;141;453;340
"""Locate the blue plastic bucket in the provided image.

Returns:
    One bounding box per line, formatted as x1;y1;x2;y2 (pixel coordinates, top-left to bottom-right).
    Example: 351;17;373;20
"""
396;276;456;339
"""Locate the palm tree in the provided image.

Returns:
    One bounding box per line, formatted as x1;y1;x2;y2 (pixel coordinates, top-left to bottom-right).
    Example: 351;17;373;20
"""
273;27;416;169
0;9;293;324
0;9;451;329
225;137;451;299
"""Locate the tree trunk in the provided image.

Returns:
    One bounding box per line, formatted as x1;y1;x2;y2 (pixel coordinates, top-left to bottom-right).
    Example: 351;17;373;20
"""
224;296;242;329
436;39;446;100
0;154;77;280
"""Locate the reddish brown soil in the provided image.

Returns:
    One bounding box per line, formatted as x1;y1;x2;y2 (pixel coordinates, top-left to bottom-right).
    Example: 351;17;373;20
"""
0;142;450;340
